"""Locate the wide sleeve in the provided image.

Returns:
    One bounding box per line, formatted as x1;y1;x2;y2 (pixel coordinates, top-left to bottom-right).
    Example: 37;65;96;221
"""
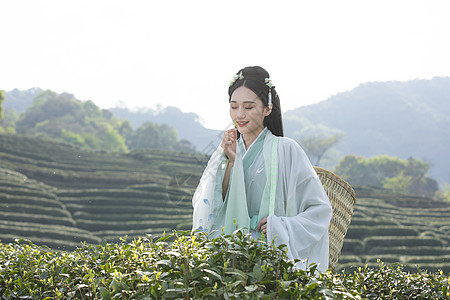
192;145;227;232
266;138;332;271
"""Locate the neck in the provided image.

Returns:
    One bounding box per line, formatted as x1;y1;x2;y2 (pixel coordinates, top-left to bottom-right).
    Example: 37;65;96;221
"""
241;127;265;150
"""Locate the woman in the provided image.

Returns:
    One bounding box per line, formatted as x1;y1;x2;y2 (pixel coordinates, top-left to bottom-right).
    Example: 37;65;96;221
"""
192;66;332;271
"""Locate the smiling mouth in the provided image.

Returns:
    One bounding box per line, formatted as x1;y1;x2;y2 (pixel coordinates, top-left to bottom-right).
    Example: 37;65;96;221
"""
236;121;249;127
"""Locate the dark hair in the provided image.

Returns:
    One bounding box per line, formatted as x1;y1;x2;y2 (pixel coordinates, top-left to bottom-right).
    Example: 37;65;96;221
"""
228;66;284;137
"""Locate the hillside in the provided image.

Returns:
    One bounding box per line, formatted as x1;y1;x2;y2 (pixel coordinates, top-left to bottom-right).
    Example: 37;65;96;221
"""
4;79;450;185
340;186;450;273
0;133;207;250
110;106;222;152
2;89;196;153
2;88;43;114
284;77;450;184
3;89;221;152
1;134;449;272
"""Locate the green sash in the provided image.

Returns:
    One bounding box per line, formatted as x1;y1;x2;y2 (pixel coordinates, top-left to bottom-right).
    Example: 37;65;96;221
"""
252;131;278;238
211;129;279;237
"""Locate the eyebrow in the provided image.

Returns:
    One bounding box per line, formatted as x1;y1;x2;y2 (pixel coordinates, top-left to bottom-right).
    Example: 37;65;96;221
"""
230;100;257;104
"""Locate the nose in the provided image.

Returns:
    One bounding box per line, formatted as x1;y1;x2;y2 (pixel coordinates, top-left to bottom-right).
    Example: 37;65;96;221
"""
236;107;246;119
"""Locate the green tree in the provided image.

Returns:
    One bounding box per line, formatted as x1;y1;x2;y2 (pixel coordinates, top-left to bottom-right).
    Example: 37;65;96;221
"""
15;90;129;152
11;89;195;153
127;122;195;152
61;129;86;147
366;155;406;185
333;155;367;183
435;184;450;202
335;154;438;197
127;122;161;149
158;123;178;149
117;120;133;139
175;139;196;152
83;100;102;118
3;109;18;126
298;133;344;166
100;123;128;152
382;171;412;194
285;115;344;166
127;122;178;150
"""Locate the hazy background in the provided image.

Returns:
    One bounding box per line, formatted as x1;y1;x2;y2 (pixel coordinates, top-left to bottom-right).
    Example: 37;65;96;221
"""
1;0;450;130
1;1;450;276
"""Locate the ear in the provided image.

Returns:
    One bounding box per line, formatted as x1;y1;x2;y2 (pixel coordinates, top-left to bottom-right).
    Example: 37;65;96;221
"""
264;104;273;117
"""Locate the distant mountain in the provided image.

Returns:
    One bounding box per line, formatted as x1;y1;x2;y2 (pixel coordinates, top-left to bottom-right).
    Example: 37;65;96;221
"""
109;106;222;154
4;77;450;183
3;87;43;114
12;90;130;152
283;77;450;184
3;90;198;153
4;89;222;153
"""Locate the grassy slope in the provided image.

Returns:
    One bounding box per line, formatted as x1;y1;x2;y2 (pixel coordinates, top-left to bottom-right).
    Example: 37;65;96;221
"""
339;186;450;273
0;134;207;250
0;133;449;272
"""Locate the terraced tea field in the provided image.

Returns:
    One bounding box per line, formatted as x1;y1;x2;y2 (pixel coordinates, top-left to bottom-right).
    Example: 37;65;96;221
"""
1;134;449;273
0;134;207;250
339;186;450;273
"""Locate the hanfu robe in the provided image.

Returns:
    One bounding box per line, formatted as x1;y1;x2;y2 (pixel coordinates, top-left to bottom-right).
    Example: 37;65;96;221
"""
192;127;332;271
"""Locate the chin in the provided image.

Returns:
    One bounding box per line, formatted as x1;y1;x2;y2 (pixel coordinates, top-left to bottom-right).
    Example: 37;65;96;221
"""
237;127;249;134
239;127;259;136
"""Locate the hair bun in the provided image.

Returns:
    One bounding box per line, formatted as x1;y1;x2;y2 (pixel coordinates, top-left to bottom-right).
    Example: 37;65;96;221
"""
238;66;270;80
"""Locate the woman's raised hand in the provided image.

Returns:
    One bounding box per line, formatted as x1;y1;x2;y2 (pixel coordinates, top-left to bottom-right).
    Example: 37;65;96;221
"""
221;129;237;163
257;217;268;236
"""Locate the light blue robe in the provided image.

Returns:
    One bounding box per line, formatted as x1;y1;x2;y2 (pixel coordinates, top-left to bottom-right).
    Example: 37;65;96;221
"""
192;128;332;271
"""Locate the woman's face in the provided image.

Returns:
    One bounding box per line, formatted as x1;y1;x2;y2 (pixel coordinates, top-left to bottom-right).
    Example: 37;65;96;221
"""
229;86;271;136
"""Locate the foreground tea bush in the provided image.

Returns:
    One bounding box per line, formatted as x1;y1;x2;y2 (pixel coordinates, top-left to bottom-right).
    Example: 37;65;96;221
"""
0;231;449;299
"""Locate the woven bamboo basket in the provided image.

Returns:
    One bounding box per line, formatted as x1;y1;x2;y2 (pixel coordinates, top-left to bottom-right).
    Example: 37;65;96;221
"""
313;166;356;270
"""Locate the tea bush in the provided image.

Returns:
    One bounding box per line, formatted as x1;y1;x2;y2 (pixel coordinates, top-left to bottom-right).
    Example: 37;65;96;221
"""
368;246;450;256
346;226;418;239
365;236;443;248
1;230;449;299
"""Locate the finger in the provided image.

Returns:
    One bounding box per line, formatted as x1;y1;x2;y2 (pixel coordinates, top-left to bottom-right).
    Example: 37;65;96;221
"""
226;130;237;140
222;135;232;144
257;221;262;231
223;132;235;142
257;218;267;231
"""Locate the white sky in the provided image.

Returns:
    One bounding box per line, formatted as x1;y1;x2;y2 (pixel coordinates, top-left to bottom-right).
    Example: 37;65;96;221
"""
1;0;449;130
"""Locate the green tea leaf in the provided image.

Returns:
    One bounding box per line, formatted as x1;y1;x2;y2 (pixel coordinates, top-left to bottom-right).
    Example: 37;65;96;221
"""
98;287;111;300
252;263;263;281
203;269;222;281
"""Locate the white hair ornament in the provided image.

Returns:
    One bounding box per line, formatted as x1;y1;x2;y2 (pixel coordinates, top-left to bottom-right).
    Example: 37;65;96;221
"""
265;78;274;107
229;71;244;86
